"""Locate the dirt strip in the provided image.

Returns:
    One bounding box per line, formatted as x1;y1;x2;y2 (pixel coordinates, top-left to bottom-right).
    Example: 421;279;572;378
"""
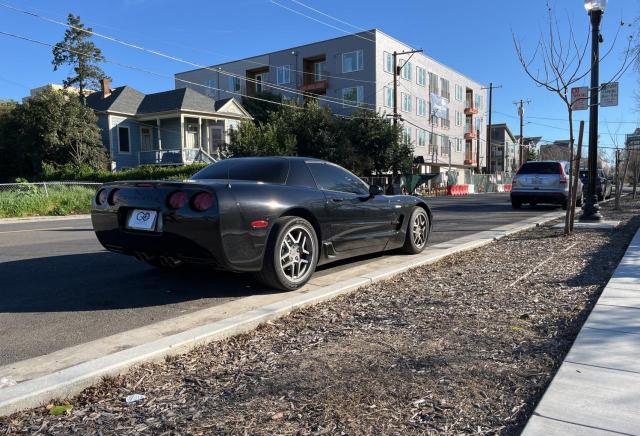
2;198;639;435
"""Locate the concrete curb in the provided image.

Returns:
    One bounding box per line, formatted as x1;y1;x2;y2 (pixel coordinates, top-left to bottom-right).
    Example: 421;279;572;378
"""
0;210;564;417
0;215;90;225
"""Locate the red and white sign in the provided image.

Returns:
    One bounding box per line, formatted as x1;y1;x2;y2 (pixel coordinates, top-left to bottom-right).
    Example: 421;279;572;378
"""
571;87;589;111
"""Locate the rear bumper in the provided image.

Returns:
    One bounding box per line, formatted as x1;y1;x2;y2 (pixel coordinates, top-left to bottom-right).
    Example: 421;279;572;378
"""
510;191;567;204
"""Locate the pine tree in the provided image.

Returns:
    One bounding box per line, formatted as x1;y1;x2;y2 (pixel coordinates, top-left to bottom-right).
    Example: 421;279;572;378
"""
52;14;105;101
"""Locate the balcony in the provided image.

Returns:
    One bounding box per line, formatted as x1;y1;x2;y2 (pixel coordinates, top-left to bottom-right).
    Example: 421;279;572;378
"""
464;159;477;165
299;79;329;93
464;131;477;140
464;106;479;115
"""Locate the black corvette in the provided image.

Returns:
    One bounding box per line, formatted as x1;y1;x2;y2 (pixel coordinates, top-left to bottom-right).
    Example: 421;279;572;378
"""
91;157;432;290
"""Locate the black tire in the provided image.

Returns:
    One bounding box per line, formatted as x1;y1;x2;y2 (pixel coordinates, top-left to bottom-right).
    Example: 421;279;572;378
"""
255;217;319;291
577;195;583;207
511;200;522;209
401;207;430;254
562;200;568;210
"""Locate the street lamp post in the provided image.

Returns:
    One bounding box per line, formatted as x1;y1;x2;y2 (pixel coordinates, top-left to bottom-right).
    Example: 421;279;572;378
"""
580;0;607;221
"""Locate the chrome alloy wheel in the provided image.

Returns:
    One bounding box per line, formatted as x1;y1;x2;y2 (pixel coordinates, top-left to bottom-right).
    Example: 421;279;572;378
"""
279;225;314;283
412;210;428;248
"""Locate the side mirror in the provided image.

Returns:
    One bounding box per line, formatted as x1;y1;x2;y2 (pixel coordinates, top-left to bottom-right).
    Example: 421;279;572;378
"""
369;184;384;196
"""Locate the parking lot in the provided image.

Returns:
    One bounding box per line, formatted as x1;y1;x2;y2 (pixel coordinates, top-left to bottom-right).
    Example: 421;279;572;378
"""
0;193;561;367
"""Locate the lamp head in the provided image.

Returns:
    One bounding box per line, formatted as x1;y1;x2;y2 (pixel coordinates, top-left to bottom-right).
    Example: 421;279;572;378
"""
584;0;607;13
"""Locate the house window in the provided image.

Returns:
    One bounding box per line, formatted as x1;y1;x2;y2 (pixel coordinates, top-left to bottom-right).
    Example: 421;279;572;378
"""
140;127;153;151
401;92;412;112
229;76;241;92
383;51;393;73
455;110;462;126
454;84;463;101
342;49;364;73
417;97;426;117
441;135;449;155
118;126;130;153
277;65;291;85
416;66;426;87
441;108;450;129
384;86;393;108
342;86;364;106
417;128;427;147
313;61;326;81
402;126;412;144
456;138;462;153
428;72;439;95
400;60;412;81
440;78;450;100
206;79;216;97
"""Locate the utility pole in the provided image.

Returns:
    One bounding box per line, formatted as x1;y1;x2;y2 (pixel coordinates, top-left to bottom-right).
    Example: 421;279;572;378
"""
481;83;502;174
392;49;423;127
514;99;531;166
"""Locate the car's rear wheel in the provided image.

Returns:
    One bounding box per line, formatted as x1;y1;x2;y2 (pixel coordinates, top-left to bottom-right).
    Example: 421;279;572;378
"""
256;217;318;291
401;207;430;254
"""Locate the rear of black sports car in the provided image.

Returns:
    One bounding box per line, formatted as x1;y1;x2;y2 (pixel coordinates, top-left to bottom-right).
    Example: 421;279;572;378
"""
92;181;230;269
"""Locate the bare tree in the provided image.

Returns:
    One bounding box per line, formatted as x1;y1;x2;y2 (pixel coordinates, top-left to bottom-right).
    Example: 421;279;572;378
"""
513;2;633;234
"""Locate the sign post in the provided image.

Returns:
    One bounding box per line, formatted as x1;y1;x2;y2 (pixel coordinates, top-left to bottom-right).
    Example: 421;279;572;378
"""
600;82;619;107
571;86;589;111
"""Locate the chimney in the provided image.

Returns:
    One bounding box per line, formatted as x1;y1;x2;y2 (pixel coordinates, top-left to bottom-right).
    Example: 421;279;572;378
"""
100;77;112;98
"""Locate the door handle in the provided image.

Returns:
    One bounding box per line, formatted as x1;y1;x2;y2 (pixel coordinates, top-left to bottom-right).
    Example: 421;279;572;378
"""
331;198;345;203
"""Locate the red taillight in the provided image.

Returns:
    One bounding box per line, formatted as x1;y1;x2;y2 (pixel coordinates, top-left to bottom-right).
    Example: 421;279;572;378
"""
250;220;269;229
167;191;187;209
559;164;568;184
192;192;214;211
96;189;108;205
108;188;121;206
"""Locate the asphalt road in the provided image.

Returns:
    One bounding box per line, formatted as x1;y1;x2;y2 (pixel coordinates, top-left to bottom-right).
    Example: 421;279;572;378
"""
0;194;560;366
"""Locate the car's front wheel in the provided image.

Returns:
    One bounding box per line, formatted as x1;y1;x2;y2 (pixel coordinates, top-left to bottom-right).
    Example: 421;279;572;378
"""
256;217;319;291
401;207;430;254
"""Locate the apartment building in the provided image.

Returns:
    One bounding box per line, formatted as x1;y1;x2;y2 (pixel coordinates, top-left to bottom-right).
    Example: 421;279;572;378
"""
174;29;487;181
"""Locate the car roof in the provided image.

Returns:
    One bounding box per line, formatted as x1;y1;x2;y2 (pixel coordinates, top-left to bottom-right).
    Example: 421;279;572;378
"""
221;156;325;163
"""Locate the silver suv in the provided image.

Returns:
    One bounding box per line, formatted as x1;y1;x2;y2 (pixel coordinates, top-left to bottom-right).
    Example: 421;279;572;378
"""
511;161;583;210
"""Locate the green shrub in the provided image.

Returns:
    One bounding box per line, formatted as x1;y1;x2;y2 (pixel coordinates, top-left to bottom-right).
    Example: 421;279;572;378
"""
0;185;95;218
40;162;207;183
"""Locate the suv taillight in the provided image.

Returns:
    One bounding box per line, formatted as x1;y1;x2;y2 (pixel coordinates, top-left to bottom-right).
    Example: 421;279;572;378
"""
559;164;568;184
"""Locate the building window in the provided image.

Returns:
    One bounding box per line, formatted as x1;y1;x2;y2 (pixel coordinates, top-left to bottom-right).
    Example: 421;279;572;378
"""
455;110;462;126
313;61;326;81
429;102;439;125
428;72;439;95
383;51;393;73
342;86;364;106
228;76;241;92
401;61;412;81
417;97;426;117
401;92;412;112
456;138;462;153
140;126;153;151
455;84;463;101
475;94;483;110
441;108;450;129
342;49;364;73
384;86;393;108
441;135;449;155
429;132;438;156
402;126;412;144
277;65;291;85
416;66;426;87
206;79;216;97
118;126;130;153
440;78;450;100
417;128;427;147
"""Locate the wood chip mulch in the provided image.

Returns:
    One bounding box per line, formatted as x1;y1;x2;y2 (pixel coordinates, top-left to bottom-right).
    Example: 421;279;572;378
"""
2;198;640;435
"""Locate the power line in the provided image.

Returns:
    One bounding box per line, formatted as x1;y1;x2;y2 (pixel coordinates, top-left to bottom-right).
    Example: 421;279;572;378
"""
0;2;378;111
288;0;375;36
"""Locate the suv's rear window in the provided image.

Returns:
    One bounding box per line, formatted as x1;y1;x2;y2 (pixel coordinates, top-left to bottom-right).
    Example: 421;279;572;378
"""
191;158;289;184
518;162;561;174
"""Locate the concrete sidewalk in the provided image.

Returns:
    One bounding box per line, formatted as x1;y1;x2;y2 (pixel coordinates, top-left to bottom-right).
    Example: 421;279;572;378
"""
523;228;640;436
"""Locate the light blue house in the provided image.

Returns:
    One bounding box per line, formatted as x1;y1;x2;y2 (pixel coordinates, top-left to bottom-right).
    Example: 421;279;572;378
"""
86;78;252;170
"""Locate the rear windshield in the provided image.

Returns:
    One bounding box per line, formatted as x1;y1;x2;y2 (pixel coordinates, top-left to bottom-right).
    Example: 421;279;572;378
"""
518;162;561;175
191;158;289;184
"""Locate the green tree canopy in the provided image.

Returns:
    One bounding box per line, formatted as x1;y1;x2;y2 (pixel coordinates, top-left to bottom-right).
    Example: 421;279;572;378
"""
0;89;108;180
52;13;105;98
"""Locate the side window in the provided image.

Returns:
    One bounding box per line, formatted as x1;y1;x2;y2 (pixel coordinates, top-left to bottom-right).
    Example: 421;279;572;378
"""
307;163;369;195
287;160;317;189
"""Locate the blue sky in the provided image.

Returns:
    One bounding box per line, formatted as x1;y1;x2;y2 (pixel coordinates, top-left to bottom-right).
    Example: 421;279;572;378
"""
0;0;637;158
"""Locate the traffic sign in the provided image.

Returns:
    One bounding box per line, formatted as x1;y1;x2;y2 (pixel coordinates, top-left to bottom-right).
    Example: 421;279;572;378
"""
571;87;589;111
600;82;619;107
